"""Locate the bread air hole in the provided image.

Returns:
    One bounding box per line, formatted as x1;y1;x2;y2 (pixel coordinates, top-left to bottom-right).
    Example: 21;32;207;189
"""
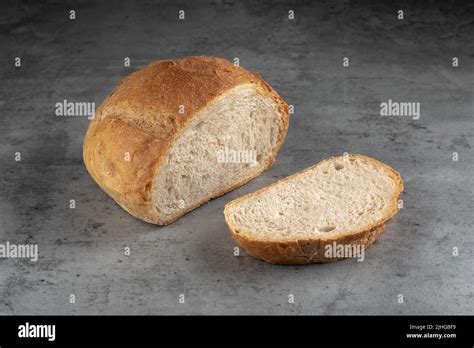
334;162;344;170
195;121;203;129
319;225;336;233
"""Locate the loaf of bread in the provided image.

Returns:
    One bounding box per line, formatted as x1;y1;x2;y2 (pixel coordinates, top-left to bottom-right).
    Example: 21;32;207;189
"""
83;56;289;225
224;154;404;264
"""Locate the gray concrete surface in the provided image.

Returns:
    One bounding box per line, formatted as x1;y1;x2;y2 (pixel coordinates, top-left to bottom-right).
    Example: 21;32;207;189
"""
0;0;473;315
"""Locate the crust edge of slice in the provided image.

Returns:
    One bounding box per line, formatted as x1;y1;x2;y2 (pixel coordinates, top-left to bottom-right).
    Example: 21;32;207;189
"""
223;154;404;264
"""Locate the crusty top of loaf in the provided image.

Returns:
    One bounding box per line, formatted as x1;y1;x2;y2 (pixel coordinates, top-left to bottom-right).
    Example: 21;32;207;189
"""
83;56;288;224
96;56;284;133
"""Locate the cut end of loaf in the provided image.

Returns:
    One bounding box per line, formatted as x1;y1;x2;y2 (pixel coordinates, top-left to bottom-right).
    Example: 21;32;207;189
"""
152;84;288;224
224;154;404;264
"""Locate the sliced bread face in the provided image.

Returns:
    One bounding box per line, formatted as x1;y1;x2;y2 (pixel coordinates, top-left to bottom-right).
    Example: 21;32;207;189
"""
224;154;404;264
153;84;285;222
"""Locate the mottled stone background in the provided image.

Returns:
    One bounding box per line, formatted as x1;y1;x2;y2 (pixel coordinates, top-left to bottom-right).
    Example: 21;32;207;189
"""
0;0;472;314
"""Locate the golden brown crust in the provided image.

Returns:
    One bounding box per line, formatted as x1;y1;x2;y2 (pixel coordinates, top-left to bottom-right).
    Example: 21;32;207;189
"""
232;223;386;264
224;154;404;264
83;56;289;224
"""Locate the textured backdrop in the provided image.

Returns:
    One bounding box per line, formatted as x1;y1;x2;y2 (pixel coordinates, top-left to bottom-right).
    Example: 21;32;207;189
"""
0;0;473;314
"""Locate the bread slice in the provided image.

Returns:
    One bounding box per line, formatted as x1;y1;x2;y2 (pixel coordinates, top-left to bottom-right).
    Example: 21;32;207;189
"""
224;154;404;264
83;56;289;225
